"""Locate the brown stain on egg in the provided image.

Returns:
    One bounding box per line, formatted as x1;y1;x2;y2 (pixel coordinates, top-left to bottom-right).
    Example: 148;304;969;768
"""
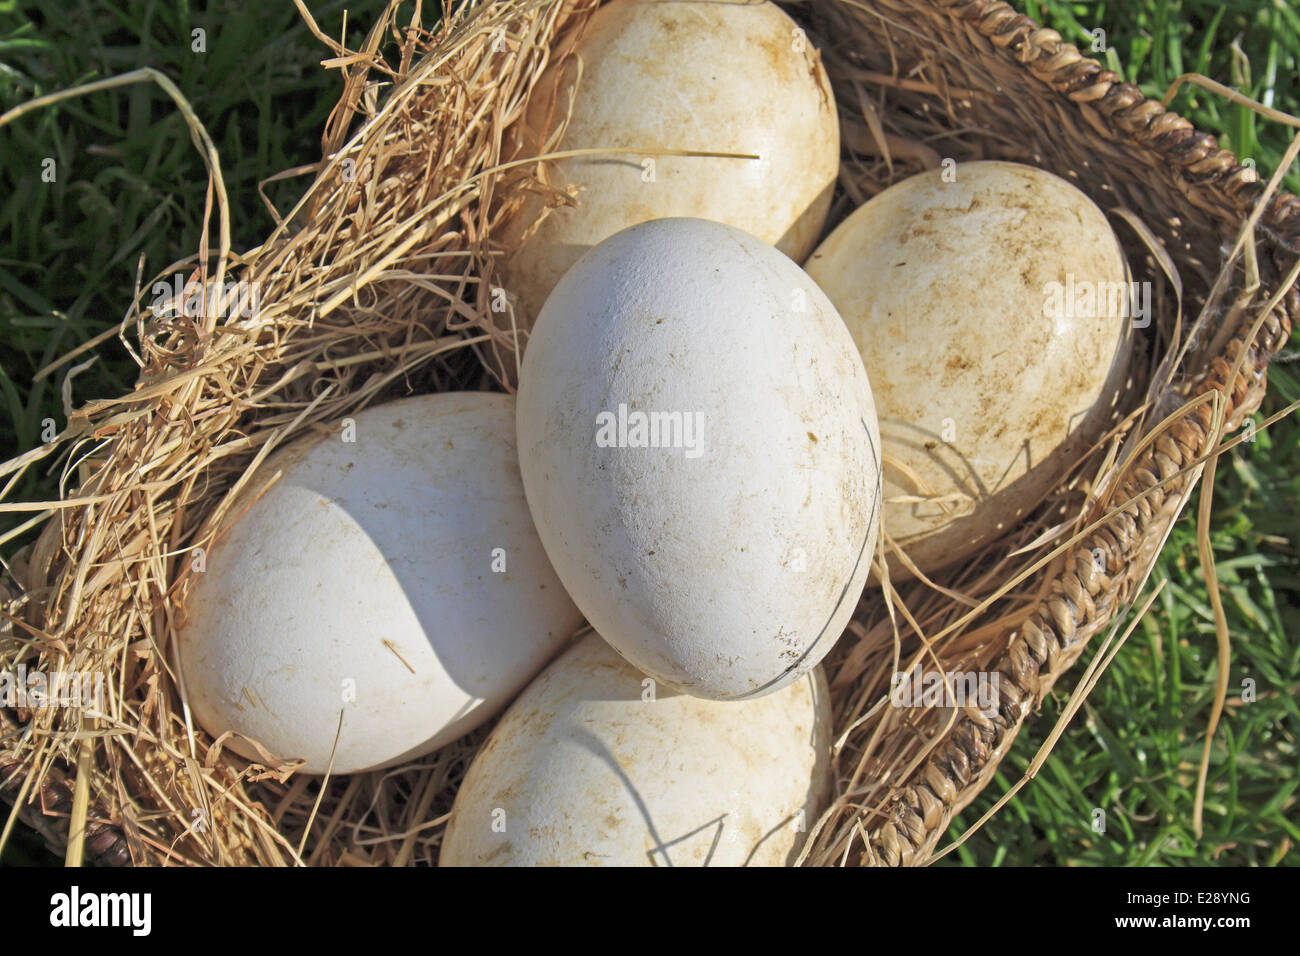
806;161;1132;575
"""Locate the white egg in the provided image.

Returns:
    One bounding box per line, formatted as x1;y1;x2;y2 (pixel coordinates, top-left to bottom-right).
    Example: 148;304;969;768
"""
805;161;1133;575
516;218;881;700
500;0;840;327
178;392;583;774
439;634;833;866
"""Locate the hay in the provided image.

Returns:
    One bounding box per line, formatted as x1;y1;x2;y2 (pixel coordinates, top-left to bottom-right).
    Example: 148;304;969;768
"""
2;0;1298;866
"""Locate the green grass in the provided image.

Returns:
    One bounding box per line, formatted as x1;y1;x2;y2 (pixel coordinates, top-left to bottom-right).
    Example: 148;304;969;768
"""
1;0;1296;866
0;0;383;502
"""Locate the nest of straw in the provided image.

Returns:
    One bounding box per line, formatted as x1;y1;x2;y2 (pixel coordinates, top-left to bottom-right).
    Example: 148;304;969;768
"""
2;0;1298;866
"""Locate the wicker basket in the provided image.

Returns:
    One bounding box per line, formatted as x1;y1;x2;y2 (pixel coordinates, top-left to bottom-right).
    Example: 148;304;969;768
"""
2;0;1296;866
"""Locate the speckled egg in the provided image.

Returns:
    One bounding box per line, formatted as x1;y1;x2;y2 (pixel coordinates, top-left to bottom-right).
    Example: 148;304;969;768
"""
516;217;881;700
500;0;840;327
805;161;1133;574
439;634;833;866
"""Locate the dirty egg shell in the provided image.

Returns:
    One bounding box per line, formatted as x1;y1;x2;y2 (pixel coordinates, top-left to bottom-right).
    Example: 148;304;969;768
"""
501;0;840;327
516;217;881;700
805;161;1133;575
438;634;833;867
178;392;583;774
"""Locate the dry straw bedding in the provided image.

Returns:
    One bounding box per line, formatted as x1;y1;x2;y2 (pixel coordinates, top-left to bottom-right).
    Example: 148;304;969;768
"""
1;0;1298;866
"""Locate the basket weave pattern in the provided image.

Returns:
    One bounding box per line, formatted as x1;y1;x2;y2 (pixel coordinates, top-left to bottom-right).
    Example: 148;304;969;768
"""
812;0;1297;865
